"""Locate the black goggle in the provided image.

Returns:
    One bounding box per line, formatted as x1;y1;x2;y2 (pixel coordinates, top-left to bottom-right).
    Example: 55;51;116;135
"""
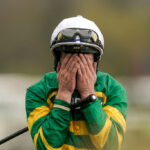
52;28;103;49
51;28;104;62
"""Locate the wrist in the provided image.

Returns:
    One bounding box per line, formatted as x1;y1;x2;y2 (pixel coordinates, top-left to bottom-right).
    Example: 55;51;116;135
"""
71;94;97;109
56;90;72;103
81;91;96;100
54;99;71;112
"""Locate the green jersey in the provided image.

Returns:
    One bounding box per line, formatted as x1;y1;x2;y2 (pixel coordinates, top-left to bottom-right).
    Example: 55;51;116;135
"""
25;71;127;150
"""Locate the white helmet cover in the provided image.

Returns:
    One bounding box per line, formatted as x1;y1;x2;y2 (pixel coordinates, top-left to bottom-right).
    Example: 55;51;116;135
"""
50;15;104;48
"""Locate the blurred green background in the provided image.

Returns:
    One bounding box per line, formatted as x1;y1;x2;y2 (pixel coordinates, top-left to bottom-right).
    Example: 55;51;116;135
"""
0;0;150;150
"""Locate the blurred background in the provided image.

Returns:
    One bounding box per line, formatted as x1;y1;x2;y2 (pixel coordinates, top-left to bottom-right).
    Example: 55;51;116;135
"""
0;0;150;149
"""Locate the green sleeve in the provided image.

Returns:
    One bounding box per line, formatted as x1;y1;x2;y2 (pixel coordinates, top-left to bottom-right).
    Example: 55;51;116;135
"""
80;75;127;150
25;76;71;149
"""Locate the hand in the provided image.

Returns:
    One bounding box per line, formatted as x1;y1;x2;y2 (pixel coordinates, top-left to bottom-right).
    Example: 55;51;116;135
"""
56;54;79;103
77;54;97;100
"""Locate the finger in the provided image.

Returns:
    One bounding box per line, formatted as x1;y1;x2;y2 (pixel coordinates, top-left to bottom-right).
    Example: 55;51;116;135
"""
65;54;77;71
61;54;72;69
93;62;97;73
78;56;86;75
79;54;92;74
79;54;88;66
77;65;82;77
68;57;77;72
71;62;79;77
84;55;95;74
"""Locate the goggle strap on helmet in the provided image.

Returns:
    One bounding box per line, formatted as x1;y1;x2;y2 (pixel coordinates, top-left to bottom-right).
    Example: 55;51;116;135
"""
50;28;104;71
51;28;104;50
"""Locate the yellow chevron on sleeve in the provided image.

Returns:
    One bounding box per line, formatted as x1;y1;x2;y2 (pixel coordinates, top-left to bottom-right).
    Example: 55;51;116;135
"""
69;121;88;135
47;91;57;105
89;116;112;149
35;126;96;150
62;144;91;150
27;105;50;132
47;91;57;109
103;105;126;132
39;127;62;150
34;129;40;149
115;126;123;150
29;91;57;148
95;91;107;105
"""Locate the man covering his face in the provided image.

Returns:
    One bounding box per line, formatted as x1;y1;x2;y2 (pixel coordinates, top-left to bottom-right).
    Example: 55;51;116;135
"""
25;16;127;150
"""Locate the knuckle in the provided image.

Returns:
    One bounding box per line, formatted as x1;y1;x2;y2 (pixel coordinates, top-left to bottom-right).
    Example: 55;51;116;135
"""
63;68;67;72
64;73;68;79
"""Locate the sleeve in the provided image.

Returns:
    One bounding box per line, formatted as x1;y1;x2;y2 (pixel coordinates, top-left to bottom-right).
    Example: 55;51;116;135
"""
25;78;71;150
80;76;128;150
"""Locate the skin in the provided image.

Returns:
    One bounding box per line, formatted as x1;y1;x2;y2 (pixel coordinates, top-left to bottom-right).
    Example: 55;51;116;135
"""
56;52;97;103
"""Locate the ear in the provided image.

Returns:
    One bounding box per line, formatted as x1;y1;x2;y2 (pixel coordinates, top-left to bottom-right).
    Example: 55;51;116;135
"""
57;62;61;73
